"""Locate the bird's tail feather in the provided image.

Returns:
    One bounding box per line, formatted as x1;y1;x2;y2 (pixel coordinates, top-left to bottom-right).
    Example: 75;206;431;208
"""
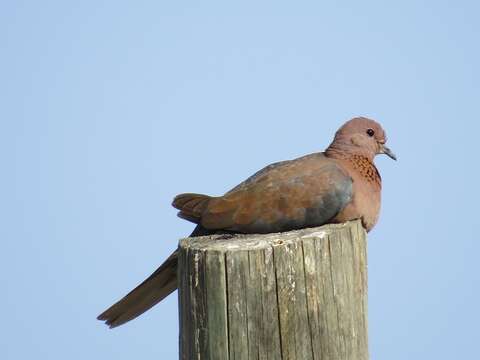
97;250;178;328
172;193;211;223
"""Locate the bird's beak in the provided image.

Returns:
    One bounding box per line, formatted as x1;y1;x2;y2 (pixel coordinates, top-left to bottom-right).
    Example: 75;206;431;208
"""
380;144;397;161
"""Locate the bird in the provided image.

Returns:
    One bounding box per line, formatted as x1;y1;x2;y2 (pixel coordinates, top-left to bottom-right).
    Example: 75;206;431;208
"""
97;116;396;328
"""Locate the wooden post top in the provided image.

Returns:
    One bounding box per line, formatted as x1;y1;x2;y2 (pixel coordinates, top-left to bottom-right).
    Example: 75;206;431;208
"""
178;219;369;360
179;220;365;252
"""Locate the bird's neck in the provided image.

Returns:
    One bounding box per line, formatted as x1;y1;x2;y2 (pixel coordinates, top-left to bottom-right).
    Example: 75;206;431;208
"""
326;142;369;159
325;145;381;186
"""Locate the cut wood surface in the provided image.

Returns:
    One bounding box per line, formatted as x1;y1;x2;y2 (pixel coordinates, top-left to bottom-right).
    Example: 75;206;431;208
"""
178;220;368;360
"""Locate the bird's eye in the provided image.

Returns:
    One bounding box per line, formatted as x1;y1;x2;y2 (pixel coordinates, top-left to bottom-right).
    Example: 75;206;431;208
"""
366;128;375;137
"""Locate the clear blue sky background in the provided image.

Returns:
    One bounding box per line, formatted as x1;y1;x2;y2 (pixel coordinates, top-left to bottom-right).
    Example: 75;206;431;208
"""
2;1;479;359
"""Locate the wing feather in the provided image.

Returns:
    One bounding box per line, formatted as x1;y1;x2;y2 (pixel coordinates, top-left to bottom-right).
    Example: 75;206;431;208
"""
201;153;353;233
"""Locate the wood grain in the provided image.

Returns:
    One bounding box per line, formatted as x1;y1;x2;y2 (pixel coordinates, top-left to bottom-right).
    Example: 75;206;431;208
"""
178;220;368;360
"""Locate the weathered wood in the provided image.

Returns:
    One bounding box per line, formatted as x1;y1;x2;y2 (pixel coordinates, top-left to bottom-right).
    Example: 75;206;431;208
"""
178;220;368;360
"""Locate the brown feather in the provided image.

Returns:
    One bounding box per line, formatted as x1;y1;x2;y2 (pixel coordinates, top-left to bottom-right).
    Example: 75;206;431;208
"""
172;193;211;223
97;251;178;328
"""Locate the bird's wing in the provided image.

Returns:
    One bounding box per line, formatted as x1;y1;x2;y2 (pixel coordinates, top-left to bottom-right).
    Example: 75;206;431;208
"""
201;153;353;233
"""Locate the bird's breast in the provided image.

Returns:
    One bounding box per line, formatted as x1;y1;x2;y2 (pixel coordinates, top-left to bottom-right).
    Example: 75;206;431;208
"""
332;157;382;232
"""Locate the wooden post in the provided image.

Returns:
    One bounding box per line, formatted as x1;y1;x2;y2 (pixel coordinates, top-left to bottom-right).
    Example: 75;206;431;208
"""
178;220;368;360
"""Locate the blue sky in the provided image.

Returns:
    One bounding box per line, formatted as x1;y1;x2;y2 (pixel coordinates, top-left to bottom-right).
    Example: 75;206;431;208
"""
2;1;479;359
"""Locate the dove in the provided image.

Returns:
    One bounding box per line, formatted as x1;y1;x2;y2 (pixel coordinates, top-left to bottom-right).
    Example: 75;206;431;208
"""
97;116;396;328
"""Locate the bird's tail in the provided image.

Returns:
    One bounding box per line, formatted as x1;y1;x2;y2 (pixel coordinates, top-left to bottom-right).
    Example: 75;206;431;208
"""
172;193;211;223
97;250;178;328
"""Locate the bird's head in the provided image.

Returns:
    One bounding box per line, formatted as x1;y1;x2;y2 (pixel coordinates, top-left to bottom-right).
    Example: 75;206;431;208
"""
327;117;396;161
